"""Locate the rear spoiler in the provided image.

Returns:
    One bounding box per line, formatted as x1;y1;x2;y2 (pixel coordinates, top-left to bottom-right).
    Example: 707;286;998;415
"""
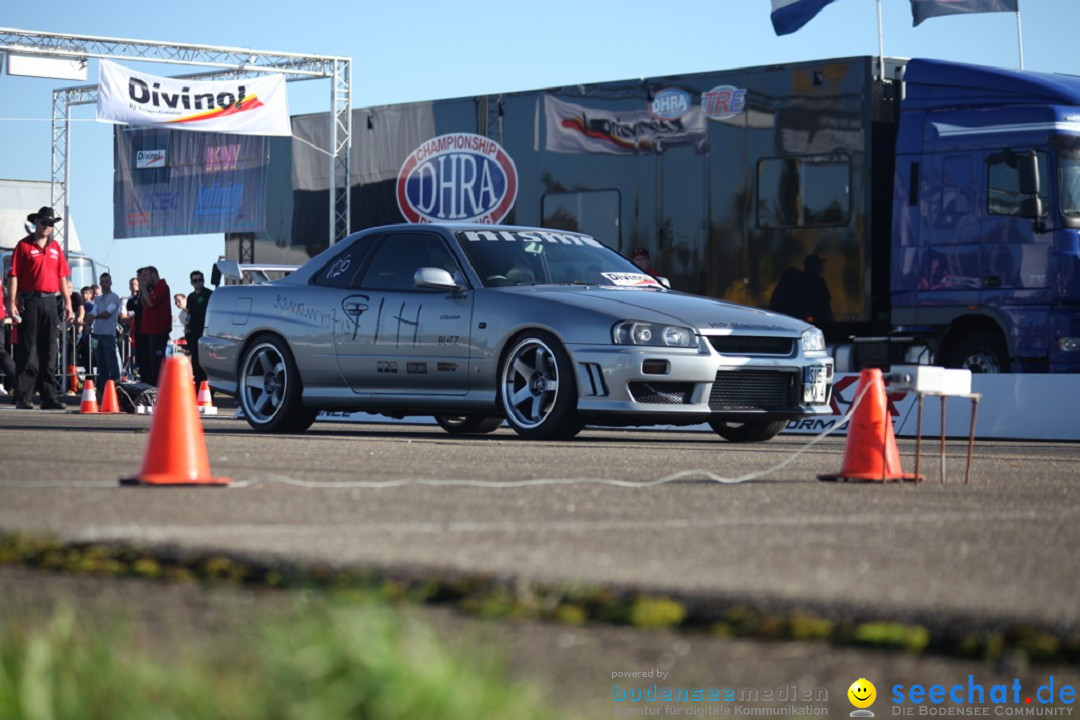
211;260;299;286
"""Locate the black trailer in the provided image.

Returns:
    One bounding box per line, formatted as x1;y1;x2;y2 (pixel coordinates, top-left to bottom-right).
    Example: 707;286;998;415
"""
257;56;906;343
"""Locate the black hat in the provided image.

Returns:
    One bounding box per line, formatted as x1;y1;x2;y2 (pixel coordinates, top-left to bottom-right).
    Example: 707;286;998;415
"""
27;206;62;224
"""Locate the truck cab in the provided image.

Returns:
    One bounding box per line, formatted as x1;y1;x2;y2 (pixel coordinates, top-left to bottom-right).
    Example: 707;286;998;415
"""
891;58;1080;373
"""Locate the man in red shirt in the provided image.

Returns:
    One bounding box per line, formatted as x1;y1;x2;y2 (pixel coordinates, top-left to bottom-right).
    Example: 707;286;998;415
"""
5;206;74;409
137;265;171;386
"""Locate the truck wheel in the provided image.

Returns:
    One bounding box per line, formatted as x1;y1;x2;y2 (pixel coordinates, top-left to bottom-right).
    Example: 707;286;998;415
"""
708;419;787;443
946;332;1009;373
434;414;504;434
239;335;317;433
499;331;584;440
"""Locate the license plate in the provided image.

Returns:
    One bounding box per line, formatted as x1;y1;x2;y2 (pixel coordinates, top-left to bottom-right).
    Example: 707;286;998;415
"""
804;365;828;404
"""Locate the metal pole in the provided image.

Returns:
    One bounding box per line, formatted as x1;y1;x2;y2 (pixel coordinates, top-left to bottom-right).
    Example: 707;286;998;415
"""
877;0;885;81
940;396;947;483
1016;2;1024;70
64;101;72;257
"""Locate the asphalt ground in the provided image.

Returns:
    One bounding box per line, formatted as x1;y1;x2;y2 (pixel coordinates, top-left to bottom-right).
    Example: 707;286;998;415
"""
2;400;1080;715
0;401;1077;632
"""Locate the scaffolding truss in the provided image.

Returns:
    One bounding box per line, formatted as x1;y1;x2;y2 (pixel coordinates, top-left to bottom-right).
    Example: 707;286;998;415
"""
0;27;352;249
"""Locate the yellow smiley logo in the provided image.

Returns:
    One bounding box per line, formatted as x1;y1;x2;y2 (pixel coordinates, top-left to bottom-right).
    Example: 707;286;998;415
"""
848;678;877;709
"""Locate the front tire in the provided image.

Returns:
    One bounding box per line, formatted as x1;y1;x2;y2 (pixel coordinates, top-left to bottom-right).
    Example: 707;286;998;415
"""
709;419;787;443
239;335;317;433
434;414;504;434
499;331;583;440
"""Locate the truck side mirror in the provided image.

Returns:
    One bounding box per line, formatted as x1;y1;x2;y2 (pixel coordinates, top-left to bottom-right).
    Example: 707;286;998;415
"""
1018;152;1041;195
1019;196;1043;220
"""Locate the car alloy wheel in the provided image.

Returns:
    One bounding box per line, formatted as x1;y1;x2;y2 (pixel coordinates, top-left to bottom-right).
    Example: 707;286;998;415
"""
239;336;316;433
499;331;583;440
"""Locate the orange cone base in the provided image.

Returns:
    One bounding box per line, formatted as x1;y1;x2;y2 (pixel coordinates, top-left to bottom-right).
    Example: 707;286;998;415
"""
120;474;231;487
818;470;924;483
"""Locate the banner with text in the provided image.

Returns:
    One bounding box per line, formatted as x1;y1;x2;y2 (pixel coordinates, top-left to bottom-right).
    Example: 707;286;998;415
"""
113;127;271;238
97;59;291;136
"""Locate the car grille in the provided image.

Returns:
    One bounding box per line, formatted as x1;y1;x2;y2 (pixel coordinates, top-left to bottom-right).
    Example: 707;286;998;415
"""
708;335;795;356
629;382;694;404
709;370;795;410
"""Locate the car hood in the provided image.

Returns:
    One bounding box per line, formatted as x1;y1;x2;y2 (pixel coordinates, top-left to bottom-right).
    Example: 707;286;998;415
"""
499;286;810;335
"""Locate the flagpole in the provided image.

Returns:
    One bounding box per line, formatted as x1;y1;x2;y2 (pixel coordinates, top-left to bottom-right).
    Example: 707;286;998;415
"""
1015;1;1025;70
877;0;885;80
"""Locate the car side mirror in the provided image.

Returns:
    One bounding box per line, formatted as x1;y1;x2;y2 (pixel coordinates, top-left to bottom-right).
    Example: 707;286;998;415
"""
656;276;672;289
414;267;462;290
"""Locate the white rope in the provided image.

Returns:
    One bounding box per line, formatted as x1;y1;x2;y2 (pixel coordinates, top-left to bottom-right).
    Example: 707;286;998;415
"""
0;384;870;491
230;384;870;490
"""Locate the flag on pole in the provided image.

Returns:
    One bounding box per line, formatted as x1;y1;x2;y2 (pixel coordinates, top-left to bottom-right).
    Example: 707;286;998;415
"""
911;0;1019;26
770;0;839;35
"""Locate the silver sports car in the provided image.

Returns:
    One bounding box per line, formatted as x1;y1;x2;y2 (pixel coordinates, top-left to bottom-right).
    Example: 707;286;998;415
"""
200;224;833;440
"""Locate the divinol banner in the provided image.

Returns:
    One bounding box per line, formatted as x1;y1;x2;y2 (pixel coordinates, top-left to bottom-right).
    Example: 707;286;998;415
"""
97;59;291;136
113;126;271;238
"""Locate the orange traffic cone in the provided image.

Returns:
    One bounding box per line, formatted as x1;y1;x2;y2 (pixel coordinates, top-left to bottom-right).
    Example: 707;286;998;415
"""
67;364;80;395
120;356;231;486
99;380;122;414
196;380;217;415
818;368;923;483
79;379;98;414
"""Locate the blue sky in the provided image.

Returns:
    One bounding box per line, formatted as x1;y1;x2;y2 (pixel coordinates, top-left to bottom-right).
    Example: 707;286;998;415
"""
2;0;1077;296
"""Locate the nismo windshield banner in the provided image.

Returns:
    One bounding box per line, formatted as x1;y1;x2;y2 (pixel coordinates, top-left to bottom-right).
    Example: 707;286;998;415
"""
97;59;291;137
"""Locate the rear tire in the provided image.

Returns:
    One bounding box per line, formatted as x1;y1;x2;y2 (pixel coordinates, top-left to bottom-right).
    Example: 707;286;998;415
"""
434;414;504;434
499;331;584;440
946;331;1009;373
239;335;317;433
708;419;787;443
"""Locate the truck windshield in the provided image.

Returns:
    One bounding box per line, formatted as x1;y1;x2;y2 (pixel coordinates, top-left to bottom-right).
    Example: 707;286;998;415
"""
1060;152;1080;217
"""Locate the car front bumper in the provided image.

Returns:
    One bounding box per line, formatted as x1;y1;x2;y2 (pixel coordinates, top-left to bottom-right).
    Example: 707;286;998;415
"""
568;344;833;420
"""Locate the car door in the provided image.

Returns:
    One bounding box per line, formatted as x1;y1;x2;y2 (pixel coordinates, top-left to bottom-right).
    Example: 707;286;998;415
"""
333;231;472;395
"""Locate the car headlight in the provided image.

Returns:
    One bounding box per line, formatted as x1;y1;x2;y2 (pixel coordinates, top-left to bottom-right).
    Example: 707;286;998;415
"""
801;327;826;353
613;321;696;347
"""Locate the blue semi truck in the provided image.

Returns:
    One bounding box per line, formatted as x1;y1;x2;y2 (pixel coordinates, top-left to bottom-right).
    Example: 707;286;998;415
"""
233;55;1080;372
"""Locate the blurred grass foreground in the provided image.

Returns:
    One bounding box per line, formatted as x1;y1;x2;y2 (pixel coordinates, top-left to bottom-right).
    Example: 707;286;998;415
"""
0;600;553;720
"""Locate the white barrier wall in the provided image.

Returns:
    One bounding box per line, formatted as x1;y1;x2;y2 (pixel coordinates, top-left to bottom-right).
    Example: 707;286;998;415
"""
784;373;1080;441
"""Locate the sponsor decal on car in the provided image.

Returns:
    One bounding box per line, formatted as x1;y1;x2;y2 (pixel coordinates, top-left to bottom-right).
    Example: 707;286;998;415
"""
460;229;603;247
600;272;663;288
397;133;518;224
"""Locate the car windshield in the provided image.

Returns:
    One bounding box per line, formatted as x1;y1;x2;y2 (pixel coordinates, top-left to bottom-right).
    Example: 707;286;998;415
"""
456;229;659;288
